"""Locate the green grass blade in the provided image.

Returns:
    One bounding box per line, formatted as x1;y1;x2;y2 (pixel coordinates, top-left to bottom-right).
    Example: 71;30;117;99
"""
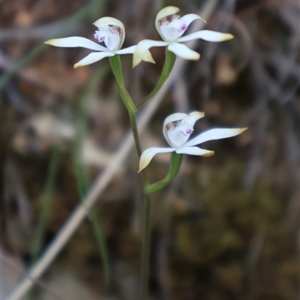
31;145;62;263
72;66;111;285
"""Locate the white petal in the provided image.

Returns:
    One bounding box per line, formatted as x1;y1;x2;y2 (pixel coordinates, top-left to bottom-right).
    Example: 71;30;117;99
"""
163;113;188;127
184;111;205;125
156;6;180;22
93;17;125;48
45;36;107;51
168;43;200;60
155;6;180;37
116;45;136;55
160;19;186;41
163;113;187;144
166;127;192;148
184;128;248;147
93;17;125;33
180;13;205;28
163;112;205;148
105;33;121;51
133;40;167;67
176;146;214;157
178;30;234;43
138;147;174;172
74;52;115;68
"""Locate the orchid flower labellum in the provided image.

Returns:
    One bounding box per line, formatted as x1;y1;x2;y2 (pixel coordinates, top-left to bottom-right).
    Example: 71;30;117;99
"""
133;6;234;67
138;111;247;172
45;17;137;68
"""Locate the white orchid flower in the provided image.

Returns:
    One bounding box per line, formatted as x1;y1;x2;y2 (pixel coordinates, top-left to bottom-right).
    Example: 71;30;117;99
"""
138;111;247;172
45;17;137;68
133;6;234;67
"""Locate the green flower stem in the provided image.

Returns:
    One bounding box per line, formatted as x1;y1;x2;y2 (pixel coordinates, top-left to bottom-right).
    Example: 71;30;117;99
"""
146;152;183;194
129;113;152;300
140;194;151;300
109;55;136;114
110;53;180;299
141;153;182;299
136;50;176;110
109;55;148;182
128;113;142;157
110;54;153;300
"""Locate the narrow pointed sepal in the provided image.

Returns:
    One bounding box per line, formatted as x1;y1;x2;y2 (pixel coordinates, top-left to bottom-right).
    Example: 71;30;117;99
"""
184;128;248;147
138;147;174;173
175;146;214;157
45;36;107;51
133;40;167;67
168;43;200;60
180;13;206;27
178;30;234;43
116;45;136;55
74;52;115;68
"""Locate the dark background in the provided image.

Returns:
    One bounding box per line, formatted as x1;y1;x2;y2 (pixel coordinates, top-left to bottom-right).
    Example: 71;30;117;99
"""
1;0;299;299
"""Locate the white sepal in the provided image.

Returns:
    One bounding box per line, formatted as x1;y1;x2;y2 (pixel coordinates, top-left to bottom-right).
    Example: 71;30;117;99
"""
175;146;214;157
178;30;234;43
116;45;136;55
133;40;167;67
184;128;248;147
45;37;107;51
168;43;200;60
74;52;115;68
138;147;174;173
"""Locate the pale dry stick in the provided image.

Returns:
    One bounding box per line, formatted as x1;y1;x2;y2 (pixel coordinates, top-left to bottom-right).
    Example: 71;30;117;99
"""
6;2;218;299
1;249;67;300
